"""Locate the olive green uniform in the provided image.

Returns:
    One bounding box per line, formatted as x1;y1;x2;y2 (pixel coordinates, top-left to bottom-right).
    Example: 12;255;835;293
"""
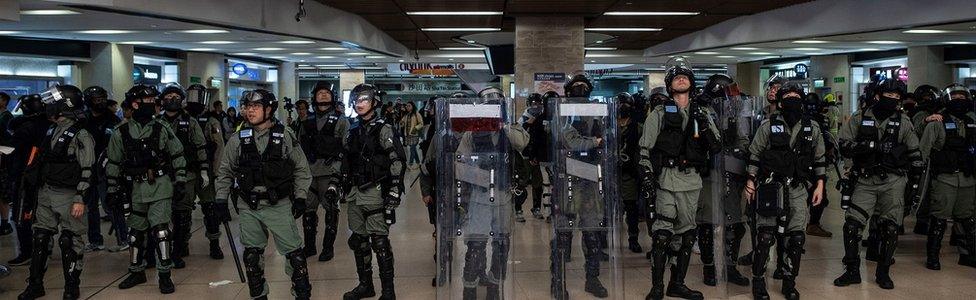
919;111;976;220
298;110;349;259
344;121;403;235
198;115;225;240
34;118;95;256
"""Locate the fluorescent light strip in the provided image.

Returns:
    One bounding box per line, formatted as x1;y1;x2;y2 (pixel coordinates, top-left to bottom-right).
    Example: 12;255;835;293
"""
792;47;821;51
320;47;347;51
270;56;287;59
716;55;736;58
695;51;719;55
120;41;152;45
585;47;617;51
421;28;500;32
867;41;901;44
585;28;662;32
793;40;829;44
730;47;759;50
604;11;699;16
366;56;386;59
254;47;285;51
77;30;134;34
20;9;80;15
316;56;336;59
440;47;486;51
182;29;229;34
233;53;257;56
431;54;484;58
903;29;951;34
945;41;973;45
0;31;21;34
750;52;773;55
291;52;312;55
280;40;315;44
585;53;624;58
407;11;502;16
346;52;369;55
199;41;236;44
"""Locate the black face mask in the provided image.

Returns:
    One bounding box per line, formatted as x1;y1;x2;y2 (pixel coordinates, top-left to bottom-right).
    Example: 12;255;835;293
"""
902;101;917;113
948;99;973;116
780;97;803;124
90;102;109;113
163;100;182;112
45;105;61;119
874;96;899;112
133;105;155;123
618;105;634;119
186;103;205;116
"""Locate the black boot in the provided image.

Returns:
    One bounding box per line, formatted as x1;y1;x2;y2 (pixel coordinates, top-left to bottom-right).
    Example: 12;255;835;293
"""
118;271;147;289
18;229;54;300
302;212;318;258
926;218;946;270
781;231;805;300
120;231;148;289
344;234;375;300
158;271;175;294
665;231;703;300
462;240;487;297
875;220;898;290
550;231;571;300
956;218;976;268
486;236;510;299
485;283;500;300
59;231;83;300
834;221;862;287
583;231;608;298
208;239;224;260
462;287;477;300
629;236;643;253
751;228;776;300
172;211;192;269
645;230;671;300
320;208;338;262
200;202;224;260
286;249;313;300
697;225;716;286
372;235;396;300
725;223;750;287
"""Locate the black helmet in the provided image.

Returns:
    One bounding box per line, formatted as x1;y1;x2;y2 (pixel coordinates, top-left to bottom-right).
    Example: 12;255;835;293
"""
776;82;806;101
15;94;45;116
944;83;971;101
564;74;593;98
614;92;634;106
649;92;671;108
913;84;942;103
311;81;336;102
527;93;544;105
702;74;734;100
664;65;695;96
803;93;824;115
185;84;209;105
875;79;907;99
158;84;187;112
478;87;505;100
241;89;278;119
765;74;787;93
41;84;85;119
125;84;160;103
542;90;560;100
350;84;381;112
83;86;110;107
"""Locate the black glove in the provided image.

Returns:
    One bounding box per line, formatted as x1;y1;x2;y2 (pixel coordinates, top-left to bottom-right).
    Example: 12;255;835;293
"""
291;198;307;219
173;182;186;202
639;168;657;219
215;201;232;222
384;186;401;211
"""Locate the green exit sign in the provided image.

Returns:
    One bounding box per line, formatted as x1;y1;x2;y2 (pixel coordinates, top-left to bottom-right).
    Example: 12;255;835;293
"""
833;76;845;83
190;76;201;84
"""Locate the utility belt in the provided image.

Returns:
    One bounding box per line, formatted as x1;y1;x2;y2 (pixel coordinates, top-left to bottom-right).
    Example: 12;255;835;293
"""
242;187;282;210
125;168;169;184
854;165;905;180
658;157;702;172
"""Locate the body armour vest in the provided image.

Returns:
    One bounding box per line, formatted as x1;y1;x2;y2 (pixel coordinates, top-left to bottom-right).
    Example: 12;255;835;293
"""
301;113;343;163
40;123;85;188
650;100;710;173
931;115;976;176
238;124;295;203
759;115;816;182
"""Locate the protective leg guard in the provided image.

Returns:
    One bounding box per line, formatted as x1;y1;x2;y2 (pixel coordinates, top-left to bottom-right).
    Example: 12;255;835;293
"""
781;231;805;300
646;230;672;300
956;218;976;268
199;202;224;259
371;235;396;300
285;249;312;300
59;231;83;300
244;247;266;298
320;208;338;262
17;228;54;300
152;224;173;270
752;227;777;300
926;218;947;270
864;216;881;262
344;234;375;300
462;240;487;290
724;223;750;286
119;230;148;290
666;230;703;300
834;220;863;287
582;231;608;298
549;231;571;300
875;220;898;289
697;224;716;286
772;234;786;280
302;212;318;258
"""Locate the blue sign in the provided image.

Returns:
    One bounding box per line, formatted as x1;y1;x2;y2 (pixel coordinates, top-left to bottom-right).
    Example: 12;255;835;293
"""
232;63;249;76
794;63;808;75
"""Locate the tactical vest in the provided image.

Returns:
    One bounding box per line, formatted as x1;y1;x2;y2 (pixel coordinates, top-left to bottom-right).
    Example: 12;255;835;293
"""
302;113;343;162
346;121;393;187
40;123;85;188
930;115;976;176
759;116;816;182
171;114;200;171
238;124;295;205
197;116;218;163
650;101;709;172
526;120;550;162
852;112;911;175
119;122;171;181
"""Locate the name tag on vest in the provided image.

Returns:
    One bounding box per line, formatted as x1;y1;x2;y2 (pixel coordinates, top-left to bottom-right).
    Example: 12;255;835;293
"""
240;129;253;138
771;125;785;133
862;120;875;126
946;123;957;129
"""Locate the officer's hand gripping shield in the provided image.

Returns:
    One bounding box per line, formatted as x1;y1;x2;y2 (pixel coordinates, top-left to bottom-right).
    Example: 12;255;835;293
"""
435;97;514;299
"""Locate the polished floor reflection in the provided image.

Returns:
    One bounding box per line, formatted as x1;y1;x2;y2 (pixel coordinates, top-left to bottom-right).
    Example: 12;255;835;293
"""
1;169;975;299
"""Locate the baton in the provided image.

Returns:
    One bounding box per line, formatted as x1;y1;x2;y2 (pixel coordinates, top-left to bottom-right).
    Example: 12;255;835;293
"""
222;221;246;283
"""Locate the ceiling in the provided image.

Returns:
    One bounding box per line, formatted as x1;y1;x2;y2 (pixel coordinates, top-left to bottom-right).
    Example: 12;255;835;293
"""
315;0;811;50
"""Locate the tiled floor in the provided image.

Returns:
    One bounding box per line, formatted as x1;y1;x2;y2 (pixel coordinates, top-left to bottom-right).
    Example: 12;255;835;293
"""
1;169;975;299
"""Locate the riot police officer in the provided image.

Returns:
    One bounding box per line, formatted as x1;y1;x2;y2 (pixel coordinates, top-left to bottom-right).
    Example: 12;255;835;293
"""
106;84;188;294
834;79;921;290
299;82;349;262
616;92;645;253
18;85;95;300
81;86;125;251
919;84;976;270
909;85;943;235
342;84;405;300
523;92;552;220
185;84;226;259
3;95;51;267
214;89;313;299
157;84;210;269
744;83;826;300
695;74;752;287
639;63;721;300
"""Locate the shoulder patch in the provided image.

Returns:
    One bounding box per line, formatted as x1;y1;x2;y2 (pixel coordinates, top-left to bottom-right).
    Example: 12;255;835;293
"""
665;105;678;113
771;125;785;133
240;129;253;138
946;122;957;130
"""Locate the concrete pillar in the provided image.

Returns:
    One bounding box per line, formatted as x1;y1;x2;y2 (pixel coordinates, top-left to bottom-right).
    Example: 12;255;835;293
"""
499;75;514;99
179;51;226;104
514;16;584;113
81;42;134;100
732;61;762;96
810;54;851;112
646;73;666;92
277;62;297;120
908;45;951;90
339;69;366;103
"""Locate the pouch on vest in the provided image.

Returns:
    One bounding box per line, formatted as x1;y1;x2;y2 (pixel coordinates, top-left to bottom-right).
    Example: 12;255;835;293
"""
755;181;784;218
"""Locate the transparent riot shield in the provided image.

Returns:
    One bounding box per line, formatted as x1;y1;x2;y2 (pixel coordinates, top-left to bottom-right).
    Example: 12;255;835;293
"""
548;97;622;299
435;97;515;299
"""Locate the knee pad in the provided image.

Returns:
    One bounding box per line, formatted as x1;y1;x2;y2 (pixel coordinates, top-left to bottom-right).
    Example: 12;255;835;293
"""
285;249;309;274
957;218;976;232
787;231;806;251
729;223;746;239
880;219;899;239
32;228;56;253
843;219;864;235
302;212;318;232
930;218;948;235
243;247;264;271
697;225;715;247
152;224;172;260
348;233;371;253
651;230;673;250
756;227;777;248
370;235;392;257
492;235;511;257
58;230;79;255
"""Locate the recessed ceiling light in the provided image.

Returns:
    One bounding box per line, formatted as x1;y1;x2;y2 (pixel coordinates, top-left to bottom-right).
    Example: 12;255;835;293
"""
585;53;624;58
858;48;881;51
320;47;347;51
232;52;257;56
316;55;336;59
716;55;736;58
280;40;314;44
0;31;21;34
750;52;773;55
604;11;699;16
867;40;901;44
181;29;229;34
695;51;719;55
945;41;973;44
792;47;821;51
585;47;617;51
585;28;662;32
590;60;596;63
407;11;503;16
199;41;236;44
346;52;368;55
366;56;385;59
439;47;486;50
291;52;311;55
730;47;759;50
20;9;80;15
449;58;455;61
270;56;287;59
793;40;829;44
903;29;951;34
467;40;477;44
188;48;217;51
120;41;152;45
77;30;134;34
254;47;285;51
595;40;604;44
421;28;501;32
398;59;405;62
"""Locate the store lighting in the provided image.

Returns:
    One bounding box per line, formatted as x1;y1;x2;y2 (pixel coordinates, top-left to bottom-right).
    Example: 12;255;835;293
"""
792;47;821;51
421;28;501;32
858;48;881;51
270;56;287;59
946;41;973;44
750;52;773;55
77;30;134;34
233;53;257;56
199;41;236;44
716;55;736;58
695;51;719;55
431;54;484;58
0;31;20;35
595;40;604;44
320;47;347;51
407;11;502;16
730;47;759;50
280;40;315;44
585;47;617;51
604;11;699;16
903;29;951;34
120;41;153;45
867;41;901;44
366;56;386;59
291;52;312;55
440;47;486;51
181;29;229;34
585;53;624;58
585;28;662;32
20;9;80;15
316;56;336;59
793;40;829;44
398;59;405;62
345;52;369;55
254;47;285;51
188;48;217;51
